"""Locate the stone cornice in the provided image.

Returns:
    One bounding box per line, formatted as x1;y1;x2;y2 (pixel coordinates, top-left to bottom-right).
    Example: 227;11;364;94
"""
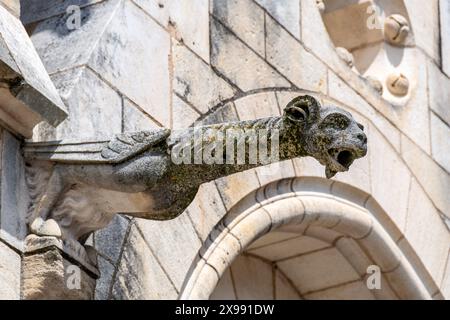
0;5;67;138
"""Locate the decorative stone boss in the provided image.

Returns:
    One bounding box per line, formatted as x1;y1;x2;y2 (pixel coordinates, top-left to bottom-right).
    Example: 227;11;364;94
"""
25;95;367;244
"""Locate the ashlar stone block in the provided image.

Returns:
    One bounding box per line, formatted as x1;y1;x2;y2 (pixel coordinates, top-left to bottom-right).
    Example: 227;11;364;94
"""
404;179;450;284
428;60;450;125
230;255;273;299
430;113;450;173
0;240;20;299
369;126;411;231
89;0;171;127
111;224;177;299
134;0;209;62
441;0;450;76
265;14;327;93
404;0;440;62
172;94;201;130
234;91;280;121
211;18;290;92
122;98;161;132
255;0;300;39
136;214;202;292
22;245;96;300
173;42;236;114
212;0;265;56
402;134;450;218
52;68;122;139
1;131;28;250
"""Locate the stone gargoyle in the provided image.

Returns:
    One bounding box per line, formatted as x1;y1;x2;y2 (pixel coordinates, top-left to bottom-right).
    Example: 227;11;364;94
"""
24;95;367;244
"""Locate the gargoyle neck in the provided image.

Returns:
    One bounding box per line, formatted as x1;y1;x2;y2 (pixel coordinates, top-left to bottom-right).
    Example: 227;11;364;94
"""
278;120;309;160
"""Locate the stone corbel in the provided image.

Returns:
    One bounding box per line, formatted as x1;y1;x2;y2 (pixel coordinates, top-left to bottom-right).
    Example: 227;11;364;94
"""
0;2;67;138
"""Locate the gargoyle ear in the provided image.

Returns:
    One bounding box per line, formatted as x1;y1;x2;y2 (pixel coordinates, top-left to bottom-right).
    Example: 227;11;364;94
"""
284;95;320;125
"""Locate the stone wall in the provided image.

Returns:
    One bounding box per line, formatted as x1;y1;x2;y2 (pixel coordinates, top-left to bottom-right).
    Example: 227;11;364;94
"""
0;127;26;299
0;0;446;299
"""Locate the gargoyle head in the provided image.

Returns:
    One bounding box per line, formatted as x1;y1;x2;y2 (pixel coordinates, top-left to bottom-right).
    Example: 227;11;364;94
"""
283;95;367;178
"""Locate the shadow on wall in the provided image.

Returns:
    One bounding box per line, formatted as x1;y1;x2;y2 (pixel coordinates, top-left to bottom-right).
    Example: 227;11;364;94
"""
20;0;93;36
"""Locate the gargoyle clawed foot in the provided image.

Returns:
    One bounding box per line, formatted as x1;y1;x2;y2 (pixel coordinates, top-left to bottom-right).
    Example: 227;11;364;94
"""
30;217;62;238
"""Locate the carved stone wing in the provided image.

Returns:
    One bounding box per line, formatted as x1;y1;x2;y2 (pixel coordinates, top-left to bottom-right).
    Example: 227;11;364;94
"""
24;129;170;164
100;130;170;163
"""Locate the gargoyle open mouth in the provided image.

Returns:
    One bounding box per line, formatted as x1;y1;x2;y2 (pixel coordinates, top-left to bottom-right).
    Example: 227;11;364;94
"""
325;148;356;178
328;148;355;169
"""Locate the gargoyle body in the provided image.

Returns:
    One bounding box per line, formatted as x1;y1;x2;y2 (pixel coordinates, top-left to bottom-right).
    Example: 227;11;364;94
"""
24;96;367;242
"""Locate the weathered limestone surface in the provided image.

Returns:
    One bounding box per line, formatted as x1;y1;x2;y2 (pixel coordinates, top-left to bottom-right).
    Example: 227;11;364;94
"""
0;5;67;137
231;255;273;299
212;0;265;56
186;182;227;242
94;255;115;300
405;179;450;284
442;254;450;298
211;18;290;91
28;0;121;75
136;214;202;291
0;0;19;17
172;94;200;129
22;245;96;300
304;281;374;300
321;1;383;51
122;98;161;132
404;0;440;62
50;68;123;139
441;0;450;76
94;215;130;264
21;0;103;24
209;269;236;300
200;102;239;126
215;170;260;211
369;126;410;230
265;14;327;93
234;91;280;120
1;131;28;250
28;0;170;139
111;224;178;299
275;270;302;300
88;0;171;127
401;135;450;219
134;0;210;62
173;42;237;114
0;240;20;299
431;113;450;173
278;248;360;294
428;60;450;125
255;0;300;38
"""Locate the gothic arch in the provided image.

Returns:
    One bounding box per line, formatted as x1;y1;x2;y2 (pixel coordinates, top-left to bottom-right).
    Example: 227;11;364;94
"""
180;177;441;300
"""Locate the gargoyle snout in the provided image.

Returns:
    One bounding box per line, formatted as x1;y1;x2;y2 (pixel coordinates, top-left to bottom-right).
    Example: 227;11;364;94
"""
357;132;367;144
353;125;368;157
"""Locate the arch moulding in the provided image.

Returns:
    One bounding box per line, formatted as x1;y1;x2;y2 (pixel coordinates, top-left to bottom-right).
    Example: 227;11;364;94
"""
180;177;442;300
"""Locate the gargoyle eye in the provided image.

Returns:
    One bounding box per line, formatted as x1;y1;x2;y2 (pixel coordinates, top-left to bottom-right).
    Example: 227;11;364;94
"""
319;114;350;130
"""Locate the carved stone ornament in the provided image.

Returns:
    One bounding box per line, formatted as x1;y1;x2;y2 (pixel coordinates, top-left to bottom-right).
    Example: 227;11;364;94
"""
24;95;367;246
